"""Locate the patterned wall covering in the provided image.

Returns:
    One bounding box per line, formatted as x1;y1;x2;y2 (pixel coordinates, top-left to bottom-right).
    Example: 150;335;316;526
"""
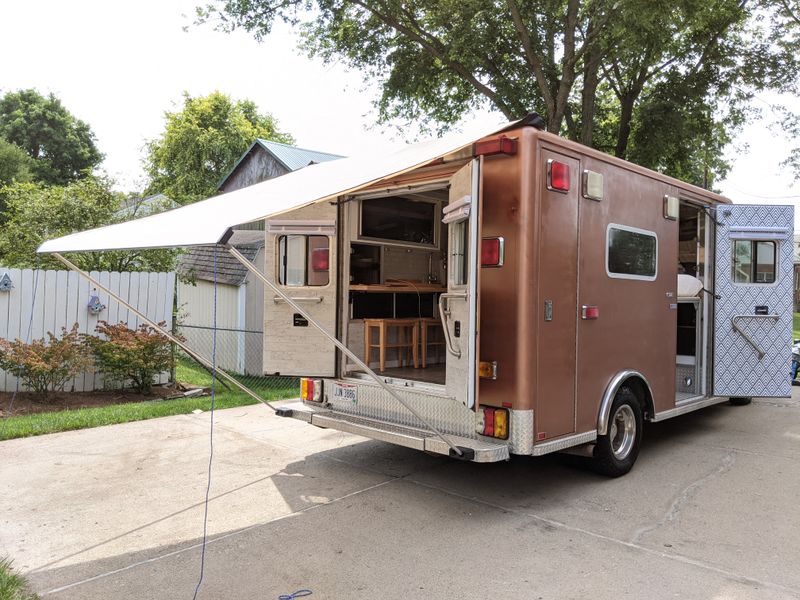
713;205;794;397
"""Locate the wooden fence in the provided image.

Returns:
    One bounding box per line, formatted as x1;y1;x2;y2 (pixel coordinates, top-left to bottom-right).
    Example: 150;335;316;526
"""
0;268;175;392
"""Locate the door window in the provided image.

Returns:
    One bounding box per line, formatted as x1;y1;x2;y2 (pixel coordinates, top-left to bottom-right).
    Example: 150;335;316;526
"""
278;235;330;286
732;240;776;284
450;220;469;286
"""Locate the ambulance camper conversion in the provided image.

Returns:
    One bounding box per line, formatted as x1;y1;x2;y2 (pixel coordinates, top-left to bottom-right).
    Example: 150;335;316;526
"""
264;124;793;476
38;117;794;477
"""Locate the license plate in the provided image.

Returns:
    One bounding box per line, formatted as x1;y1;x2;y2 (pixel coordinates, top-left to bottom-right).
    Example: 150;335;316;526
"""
332;382;358;403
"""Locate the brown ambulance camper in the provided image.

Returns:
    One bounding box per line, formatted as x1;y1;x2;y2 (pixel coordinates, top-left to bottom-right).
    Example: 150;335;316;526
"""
38;117;794;477
272;123;794;476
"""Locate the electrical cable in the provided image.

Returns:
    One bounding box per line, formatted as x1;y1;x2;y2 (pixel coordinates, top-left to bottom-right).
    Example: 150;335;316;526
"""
192;246;218;600
279;591;313;599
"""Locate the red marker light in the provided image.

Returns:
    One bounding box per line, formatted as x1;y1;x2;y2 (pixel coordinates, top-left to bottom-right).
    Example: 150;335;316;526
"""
582;305;600;320
481;237;504;267
549;160;570;192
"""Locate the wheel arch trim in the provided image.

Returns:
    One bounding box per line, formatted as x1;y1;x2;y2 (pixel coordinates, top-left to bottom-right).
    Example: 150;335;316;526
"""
597;370;654;436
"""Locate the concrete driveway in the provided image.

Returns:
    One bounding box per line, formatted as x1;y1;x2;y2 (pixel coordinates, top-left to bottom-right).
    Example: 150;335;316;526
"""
2;389;799;600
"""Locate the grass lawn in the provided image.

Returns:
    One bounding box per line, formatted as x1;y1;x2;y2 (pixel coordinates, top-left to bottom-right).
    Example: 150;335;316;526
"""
0;557;38;600
794;313;800;341
0;358;298;441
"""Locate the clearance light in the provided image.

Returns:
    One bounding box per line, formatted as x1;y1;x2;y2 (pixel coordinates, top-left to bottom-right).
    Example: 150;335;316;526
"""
477;406;510;440
300;378;322;402
311;248;329;271
478;361;498;379
475;136;518;157
548;160;570;192
480;237;504;268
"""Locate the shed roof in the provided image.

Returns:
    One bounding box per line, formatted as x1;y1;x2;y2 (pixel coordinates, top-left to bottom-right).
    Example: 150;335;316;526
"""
177;231;264;286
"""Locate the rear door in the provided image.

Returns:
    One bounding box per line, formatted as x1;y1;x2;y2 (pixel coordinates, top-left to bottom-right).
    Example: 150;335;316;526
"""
713;204;794;397
263;216;337;376
441;159;481;408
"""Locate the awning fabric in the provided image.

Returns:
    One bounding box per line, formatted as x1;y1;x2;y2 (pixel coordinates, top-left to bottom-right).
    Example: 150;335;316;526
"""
38;117;526;253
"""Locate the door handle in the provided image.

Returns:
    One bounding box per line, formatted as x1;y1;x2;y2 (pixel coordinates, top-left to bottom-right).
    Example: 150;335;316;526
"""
272;296;323;304
731;314;779;360
438;292;467;358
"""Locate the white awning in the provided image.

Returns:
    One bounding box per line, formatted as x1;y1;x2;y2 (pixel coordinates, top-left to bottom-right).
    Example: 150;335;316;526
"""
38;117;527;253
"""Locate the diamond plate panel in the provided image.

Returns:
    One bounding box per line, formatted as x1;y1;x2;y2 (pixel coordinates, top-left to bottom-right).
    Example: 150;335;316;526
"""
509;409;534;455
713;205;793;397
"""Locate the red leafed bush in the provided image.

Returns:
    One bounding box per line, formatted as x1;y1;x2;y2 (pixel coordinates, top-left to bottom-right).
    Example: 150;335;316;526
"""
86;321;175;394
0;324;91;399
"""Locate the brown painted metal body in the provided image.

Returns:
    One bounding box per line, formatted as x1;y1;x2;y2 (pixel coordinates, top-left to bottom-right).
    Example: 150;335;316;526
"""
478;127;729;441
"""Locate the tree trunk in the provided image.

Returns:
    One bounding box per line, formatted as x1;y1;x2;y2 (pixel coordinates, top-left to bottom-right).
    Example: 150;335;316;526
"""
580;23;602;147
615;92;636;158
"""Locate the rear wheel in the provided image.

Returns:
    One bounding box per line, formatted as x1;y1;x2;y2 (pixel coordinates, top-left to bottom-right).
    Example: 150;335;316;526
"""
729;397;752;406
593;387;643;477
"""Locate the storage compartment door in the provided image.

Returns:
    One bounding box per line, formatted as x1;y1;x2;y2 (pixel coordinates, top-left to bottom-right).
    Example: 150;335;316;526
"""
713;204;794;397
442;159;481;408
263;216;337;376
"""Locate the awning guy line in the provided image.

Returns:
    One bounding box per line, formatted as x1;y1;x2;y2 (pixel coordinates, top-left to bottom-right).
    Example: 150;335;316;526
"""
226;245;465;457
51;253;277;412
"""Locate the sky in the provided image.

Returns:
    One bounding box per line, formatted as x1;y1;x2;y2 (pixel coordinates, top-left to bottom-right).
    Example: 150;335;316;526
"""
1;0;798;227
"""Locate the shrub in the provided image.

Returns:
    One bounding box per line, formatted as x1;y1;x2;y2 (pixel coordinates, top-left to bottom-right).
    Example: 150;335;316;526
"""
86;321;175;394
0;324;91;399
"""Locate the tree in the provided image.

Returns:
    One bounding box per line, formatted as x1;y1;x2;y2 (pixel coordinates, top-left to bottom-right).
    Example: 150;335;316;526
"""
0;138;35;188
145;91;294;204
0;176;177;272
198;0;798;186
0;89;103;185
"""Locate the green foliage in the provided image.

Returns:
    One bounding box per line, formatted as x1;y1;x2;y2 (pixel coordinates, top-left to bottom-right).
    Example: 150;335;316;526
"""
85;321;175;394
0;89;102;185
0;557;38;600
0;139;35;188
0;176;177;272
145;91;294;204
199;0;800;186
0;325;91;400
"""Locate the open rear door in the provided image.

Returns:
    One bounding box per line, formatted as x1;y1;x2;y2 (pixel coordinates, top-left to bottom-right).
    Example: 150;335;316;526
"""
713;204;794;397
441;159;481;408
263;216;337;376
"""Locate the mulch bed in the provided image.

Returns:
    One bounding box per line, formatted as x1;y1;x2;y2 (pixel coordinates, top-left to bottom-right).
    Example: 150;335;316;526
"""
0;384;204;418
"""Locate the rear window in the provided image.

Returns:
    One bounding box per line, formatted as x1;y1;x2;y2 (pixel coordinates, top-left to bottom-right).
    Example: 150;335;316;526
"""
733;240;776;284
278;235;330;287
606;224;658;281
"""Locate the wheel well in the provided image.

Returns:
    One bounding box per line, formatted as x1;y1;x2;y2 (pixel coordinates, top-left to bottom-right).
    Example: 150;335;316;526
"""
623;377;655;421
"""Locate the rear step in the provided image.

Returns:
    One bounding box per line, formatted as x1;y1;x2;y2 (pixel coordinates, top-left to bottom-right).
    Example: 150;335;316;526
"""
276;401;509;463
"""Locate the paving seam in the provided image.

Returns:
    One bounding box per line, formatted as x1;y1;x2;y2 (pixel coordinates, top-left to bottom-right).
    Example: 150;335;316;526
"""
40;478;399;596
405;477;800;598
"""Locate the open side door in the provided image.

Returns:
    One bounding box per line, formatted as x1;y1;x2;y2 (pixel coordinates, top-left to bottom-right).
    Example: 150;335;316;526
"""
263;216;337;376
713;204;794;397
441;159;481;408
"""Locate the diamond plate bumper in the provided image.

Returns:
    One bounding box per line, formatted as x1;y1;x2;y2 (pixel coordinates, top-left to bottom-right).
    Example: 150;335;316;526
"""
277;401;510;463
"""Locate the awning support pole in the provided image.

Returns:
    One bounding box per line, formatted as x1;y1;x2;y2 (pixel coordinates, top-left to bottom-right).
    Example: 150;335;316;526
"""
51;252;275;412
226;245;465;457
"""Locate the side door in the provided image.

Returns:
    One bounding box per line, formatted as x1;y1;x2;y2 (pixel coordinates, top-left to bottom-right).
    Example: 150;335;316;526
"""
713;204;794;397
441;159;481;408
263;214;337;376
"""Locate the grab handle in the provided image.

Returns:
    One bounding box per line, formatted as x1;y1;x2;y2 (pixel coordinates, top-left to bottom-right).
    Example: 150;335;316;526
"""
438;292;467;358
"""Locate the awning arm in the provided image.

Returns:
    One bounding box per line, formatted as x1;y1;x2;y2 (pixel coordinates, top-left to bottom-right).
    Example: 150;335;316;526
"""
226;245;466;457
51;252;277;412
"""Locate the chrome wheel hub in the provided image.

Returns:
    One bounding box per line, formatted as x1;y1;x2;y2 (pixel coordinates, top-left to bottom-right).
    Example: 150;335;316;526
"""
610;404;636;460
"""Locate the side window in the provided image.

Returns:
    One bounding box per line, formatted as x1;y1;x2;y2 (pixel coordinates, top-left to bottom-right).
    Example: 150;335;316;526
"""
278;235;330;286
606;224;658;281
733;240;776;284
450;220;469;286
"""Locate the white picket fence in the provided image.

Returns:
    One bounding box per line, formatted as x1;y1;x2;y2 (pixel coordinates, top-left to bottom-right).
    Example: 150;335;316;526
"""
0;268;175;392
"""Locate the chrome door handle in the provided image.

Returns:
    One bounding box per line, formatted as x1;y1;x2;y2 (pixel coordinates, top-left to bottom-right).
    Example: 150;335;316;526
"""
438;292;466;358
272;296;323;304
731;314;779;359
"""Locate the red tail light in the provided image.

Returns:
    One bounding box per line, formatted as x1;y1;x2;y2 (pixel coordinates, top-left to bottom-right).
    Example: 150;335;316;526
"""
480;237;504;267
548;160;570;192
300;378;322;401
477;406;509;440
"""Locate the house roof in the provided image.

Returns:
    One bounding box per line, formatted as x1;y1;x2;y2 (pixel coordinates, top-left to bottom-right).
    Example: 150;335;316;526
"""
177;231;264;286
217;139;344;190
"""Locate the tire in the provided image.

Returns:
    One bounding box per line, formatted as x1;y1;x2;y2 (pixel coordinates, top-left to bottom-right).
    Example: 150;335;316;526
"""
592;387;643;477
729;397;752;406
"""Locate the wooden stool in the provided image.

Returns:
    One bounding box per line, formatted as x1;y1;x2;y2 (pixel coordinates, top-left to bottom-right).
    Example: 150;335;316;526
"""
419;317;445;368
363;318;419;372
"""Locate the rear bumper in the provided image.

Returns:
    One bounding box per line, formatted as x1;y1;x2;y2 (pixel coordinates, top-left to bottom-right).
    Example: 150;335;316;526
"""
276;401;510;463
